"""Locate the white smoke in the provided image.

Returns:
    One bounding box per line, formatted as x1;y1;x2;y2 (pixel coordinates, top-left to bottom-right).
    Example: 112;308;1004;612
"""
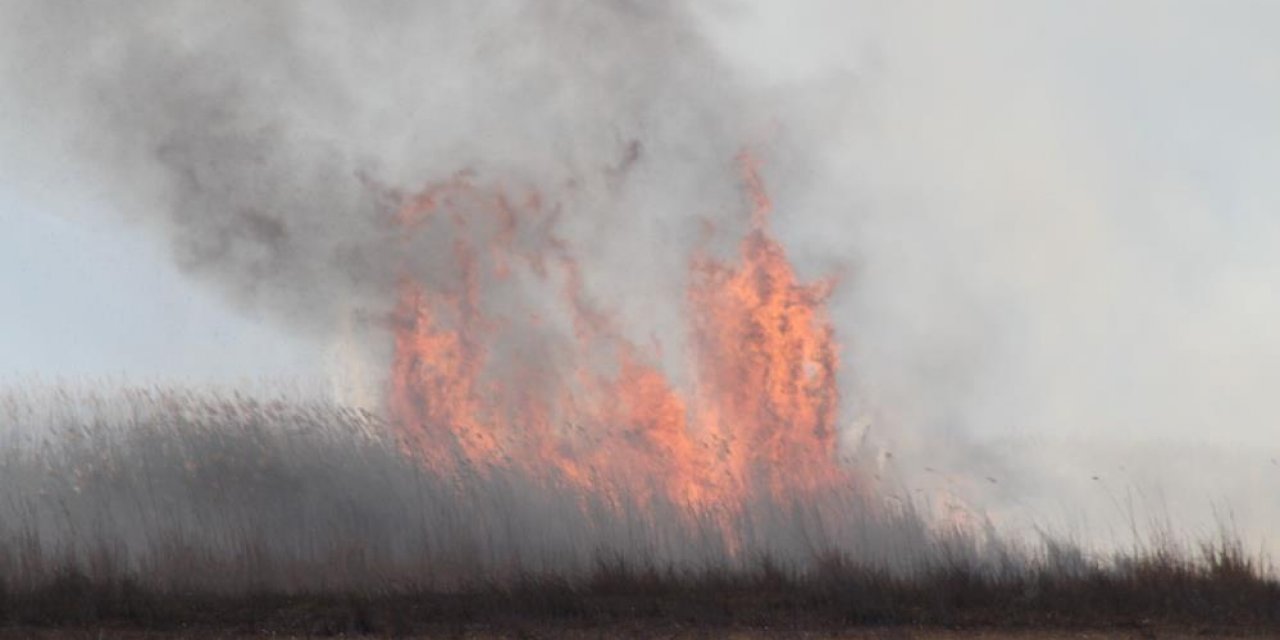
700;1;1280;550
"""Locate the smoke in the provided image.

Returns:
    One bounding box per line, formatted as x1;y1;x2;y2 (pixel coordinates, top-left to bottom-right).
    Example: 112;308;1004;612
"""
0;0;763;359
698;1;1280;546
4;1;1280;550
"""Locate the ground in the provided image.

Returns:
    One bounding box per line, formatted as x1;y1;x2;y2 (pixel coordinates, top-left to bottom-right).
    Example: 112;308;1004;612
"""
0;627;1268;639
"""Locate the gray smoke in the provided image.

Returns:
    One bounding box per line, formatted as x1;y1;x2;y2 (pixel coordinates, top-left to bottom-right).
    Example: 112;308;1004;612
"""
0;0;765;355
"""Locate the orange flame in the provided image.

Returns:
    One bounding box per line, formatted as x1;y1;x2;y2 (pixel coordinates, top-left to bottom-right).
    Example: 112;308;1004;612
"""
388;154;848;531
688;152;842;502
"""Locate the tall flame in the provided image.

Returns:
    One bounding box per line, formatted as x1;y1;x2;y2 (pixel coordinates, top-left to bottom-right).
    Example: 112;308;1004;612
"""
388;154;848;530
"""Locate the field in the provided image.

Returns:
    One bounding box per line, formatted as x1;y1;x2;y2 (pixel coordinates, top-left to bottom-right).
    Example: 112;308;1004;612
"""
0;385;1276;638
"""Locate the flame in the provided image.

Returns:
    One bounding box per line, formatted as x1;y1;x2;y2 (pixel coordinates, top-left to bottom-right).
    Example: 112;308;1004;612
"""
687;152;842;502
388;154;849;532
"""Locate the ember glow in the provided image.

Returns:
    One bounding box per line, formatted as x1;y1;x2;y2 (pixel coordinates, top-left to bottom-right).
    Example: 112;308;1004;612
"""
389;154;850;529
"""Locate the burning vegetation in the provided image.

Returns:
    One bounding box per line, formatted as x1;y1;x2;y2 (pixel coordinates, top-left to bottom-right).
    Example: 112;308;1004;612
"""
388;153;848;531
0;154;1271;634
2;1;1278;636
0;385;1277;636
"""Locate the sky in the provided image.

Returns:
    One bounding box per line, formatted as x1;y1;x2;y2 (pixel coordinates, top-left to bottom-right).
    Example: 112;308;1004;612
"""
0;188;323;385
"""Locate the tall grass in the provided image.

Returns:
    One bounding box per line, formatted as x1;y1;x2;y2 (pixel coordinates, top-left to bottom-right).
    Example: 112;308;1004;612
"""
0;383;985;590
0;383;1275;631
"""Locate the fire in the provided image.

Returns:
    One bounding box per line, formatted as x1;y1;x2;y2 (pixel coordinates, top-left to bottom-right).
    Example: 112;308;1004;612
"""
687;152;842;502
388;154;848;527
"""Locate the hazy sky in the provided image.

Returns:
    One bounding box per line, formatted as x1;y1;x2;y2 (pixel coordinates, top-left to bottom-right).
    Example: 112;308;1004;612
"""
0;188;322;384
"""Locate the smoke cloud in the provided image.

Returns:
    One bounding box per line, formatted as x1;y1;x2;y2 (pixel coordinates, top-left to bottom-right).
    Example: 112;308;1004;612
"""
0;0;762;357
4;1;1280;550
703;1;1280;546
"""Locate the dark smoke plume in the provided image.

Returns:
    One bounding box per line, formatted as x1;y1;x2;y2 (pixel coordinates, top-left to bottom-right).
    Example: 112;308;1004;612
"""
0;1;767;355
